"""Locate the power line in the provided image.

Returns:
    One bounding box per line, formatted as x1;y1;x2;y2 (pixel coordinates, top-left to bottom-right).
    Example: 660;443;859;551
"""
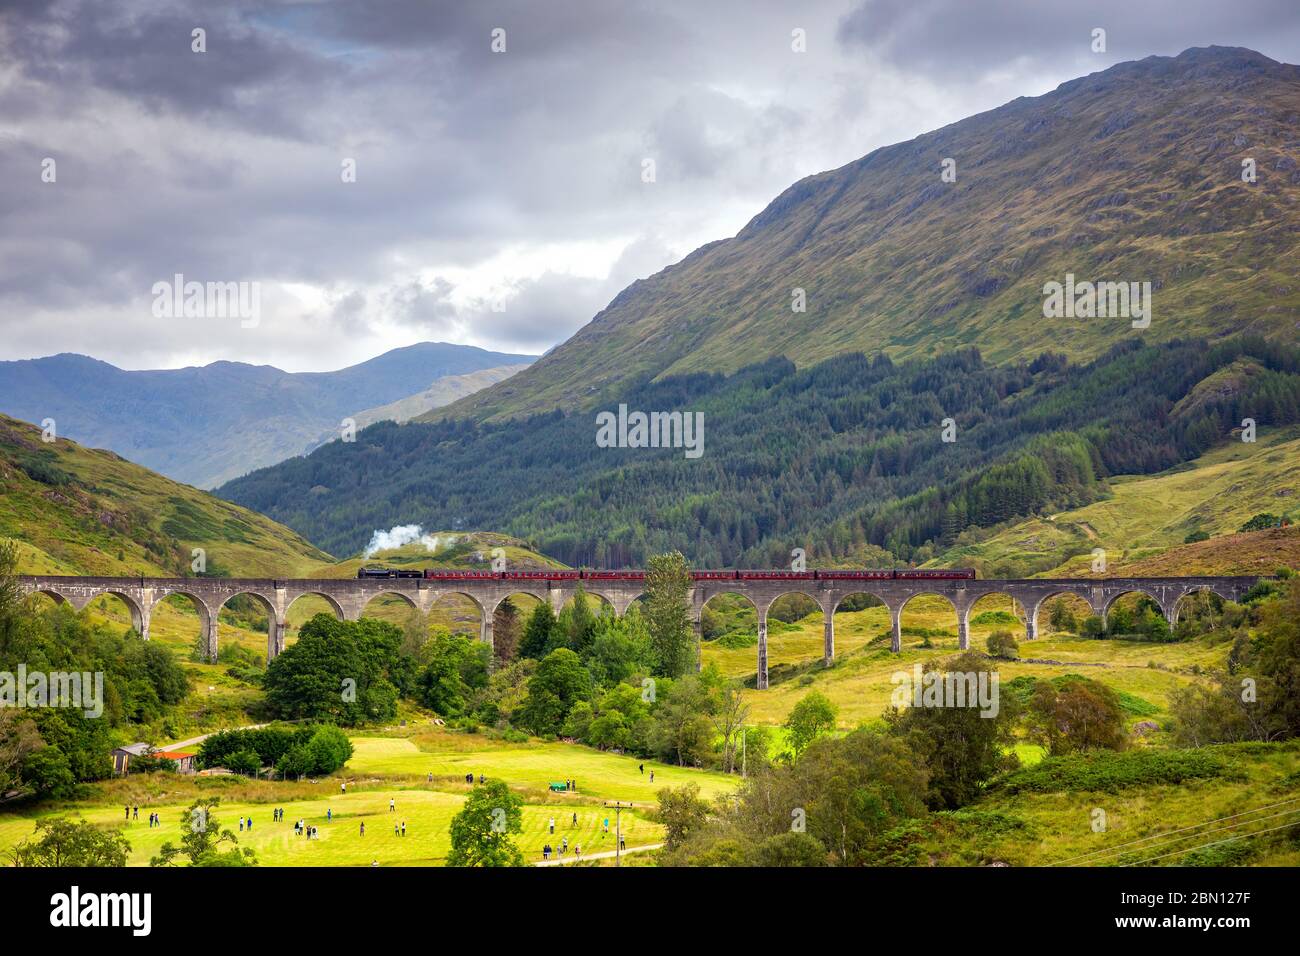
1124;820;1300;867
604;801;633;867
1050;790;1300;868
1094;807;1300;865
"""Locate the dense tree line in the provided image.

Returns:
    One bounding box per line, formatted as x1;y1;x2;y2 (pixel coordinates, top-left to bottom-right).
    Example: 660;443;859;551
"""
220;336;1300;567
259;566;741;771
0;542;189;798
197;724;353;778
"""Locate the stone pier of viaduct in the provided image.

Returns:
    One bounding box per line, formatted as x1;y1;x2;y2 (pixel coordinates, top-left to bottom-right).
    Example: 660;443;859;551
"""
18;574;1262;690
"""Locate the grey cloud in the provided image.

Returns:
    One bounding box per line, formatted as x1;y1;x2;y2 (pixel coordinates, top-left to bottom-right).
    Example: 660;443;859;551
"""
0;0;1297;371
838;0;1300;77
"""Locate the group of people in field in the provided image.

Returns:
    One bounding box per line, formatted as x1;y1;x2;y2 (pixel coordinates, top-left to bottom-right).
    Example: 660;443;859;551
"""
542;840;580;861
119;762;648;864
125;806;167;828
540;808;627;861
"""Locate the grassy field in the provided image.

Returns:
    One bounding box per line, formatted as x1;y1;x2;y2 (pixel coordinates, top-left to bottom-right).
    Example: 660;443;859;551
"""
702;594;1216;730
348;733;736;803
0;724;733;867
0;788;663;867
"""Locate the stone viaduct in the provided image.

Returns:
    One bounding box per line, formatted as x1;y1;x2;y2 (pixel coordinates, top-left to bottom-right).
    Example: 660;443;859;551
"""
17;573;1262;690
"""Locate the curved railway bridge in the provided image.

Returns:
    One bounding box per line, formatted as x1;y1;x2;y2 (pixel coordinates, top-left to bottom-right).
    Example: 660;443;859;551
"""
17;573;1263;689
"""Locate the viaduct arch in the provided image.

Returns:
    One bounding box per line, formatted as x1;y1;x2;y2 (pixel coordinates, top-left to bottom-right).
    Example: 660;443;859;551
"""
17;573;1263;689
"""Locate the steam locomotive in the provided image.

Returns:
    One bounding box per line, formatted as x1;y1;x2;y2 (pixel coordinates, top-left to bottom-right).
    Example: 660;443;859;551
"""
356;567;976;581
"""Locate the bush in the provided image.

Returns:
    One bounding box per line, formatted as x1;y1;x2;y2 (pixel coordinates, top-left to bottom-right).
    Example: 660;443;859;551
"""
305;725;353;775
996;749;1226;794
225;749;261;776
986;630;1019;658
1181;840;1256;867
1239;513;1281;533
971;610;1018;627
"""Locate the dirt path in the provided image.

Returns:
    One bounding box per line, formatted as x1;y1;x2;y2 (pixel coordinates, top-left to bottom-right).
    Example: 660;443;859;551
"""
534;842;663;866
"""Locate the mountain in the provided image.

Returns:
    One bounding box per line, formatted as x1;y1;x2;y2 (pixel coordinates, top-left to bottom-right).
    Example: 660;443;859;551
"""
0;343;536;488
351;364;531;429
0;413;331;577
217;335;1300;565
437;47;1300;423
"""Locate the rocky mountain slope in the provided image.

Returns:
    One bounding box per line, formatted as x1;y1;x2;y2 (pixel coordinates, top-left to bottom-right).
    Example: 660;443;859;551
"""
440;47;1300;423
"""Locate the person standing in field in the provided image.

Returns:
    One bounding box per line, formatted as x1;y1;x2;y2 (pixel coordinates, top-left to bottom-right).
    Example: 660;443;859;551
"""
360;822;365;836
549;817;555;834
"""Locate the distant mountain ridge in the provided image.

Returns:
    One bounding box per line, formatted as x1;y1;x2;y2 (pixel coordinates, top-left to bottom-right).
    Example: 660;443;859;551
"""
0;342;535;487
438;46;1300;423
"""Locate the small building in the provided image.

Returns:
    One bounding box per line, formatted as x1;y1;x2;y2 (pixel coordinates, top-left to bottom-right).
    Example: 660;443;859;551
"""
158;751;198;774
112;743;198;774
111;742;153;775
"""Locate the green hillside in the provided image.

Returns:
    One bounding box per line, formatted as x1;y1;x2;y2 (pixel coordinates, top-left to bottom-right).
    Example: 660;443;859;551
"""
0;413;331;577
939;426;1300;577
220;336;1300;566
438;47;1300;424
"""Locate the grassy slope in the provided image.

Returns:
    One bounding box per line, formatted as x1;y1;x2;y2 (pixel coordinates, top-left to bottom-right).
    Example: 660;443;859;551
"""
938;426;1300;577
930;741;1300;867
0;413;331;578
439;48;1300;423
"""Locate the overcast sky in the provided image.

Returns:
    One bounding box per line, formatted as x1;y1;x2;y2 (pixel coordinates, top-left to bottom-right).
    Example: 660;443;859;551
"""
3;0;1298;372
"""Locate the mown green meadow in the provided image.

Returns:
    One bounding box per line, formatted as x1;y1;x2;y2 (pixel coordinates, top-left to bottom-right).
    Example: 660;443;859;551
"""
0;726;732;867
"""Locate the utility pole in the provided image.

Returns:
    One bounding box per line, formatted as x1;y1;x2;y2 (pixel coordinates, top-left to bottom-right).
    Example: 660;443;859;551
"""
604;801;633;867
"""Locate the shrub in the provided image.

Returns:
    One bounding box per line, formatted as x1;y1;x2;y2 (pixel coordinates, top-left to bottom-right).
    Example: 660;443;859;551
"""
225;749;261;776
997;749;1226;794
986;630;1019;658
1239;513;1281;533
305;725;353;775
